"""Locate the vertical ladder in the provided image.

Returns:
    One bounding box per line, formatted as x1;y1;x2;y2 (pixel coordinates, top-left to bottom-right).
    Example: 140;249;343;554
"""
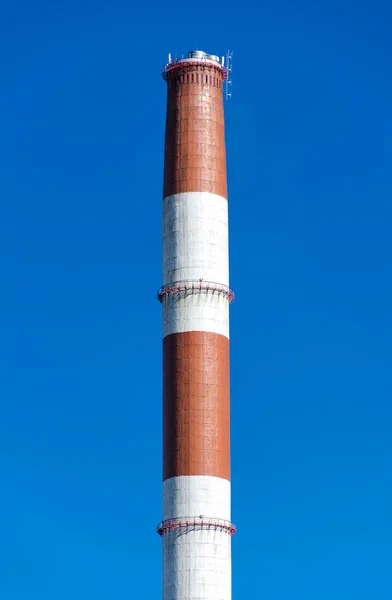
225;50;233;100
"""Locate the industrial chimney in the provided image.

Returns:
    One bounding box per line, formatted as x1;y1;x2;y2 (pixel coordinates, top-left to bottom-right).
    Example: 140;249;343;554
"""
157;49;235;600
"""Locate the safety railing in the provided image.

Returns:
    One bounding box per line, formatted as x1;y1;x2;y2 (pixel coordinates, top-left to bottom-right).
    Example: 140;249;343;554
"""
157;516;236;537
162;59;228;81
157;279;234;304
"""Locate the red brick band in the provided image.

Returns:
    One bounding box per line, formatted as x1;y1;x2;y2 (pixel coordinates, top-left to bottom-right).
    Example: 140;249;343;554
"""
163;64;227;199
163;331;230;481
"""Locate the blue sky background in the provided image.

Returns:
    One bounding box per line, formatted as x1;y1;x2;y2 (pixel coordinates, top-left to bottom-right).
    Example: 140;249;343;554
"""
1;1;391;598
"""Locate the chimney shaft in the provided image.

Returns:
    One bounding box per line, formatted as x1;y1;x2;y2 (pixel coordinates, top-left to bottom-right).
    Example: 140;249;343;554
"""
157;49;235;600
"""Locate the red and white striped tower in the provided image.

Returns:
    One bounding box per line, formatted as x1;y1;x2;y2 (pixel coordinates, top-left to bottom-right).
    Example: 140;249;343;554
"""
157;50;235;600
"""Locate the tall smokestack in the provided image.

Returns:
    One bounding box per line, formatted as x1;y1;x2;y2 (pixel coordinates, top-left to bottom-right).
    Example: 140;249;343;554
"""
157;49;235;600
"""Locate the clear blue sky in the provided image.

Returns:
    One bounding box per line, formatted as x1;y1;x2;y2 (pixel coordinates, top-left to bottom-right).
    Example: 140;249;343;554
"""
1;1;391;598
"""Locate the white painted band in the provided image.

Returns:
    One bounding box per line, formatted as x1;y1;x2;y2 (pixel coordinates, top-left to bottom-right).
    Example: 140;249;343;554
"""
162;292;229;338
162;530;231;600
162;475;231;600
162;191;230;338
162;192;229;286
163;475;231;521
